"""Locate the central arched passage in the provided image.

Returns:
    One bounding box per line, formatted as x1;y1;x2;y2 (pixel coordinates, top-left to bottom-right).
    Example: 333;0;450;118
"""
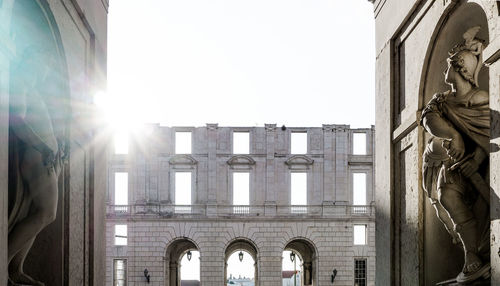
224;238;258;285
165;238;200;286
282;239;317;286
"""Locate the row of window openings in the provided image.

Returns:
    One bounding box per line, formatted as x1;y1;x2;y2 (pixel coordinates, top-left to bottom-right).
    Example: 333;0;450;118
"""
113;224;368;246
113;172;367;212
115;131;368;155
112;257;367;286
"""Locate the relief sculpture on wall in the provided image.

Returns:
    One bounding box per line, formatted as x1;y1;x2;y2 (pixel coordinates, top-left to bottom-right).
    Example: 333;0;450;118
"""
421;26;490;283
8;47;68;286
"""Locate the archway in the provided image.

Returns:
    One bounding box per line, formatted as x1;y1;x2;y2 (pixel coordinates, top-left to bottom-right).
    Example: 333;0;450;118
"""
419;2;490;284
224;238;258;285
8;0;70;284
165;238;200;286
282;239;317;286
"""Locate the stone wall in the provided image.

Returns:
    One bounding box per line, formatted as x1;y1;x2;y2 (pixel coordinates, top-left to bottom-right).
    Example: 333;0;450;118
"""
373;0;500;284
0;0;108;284
106;124;375;285
105;219;375;286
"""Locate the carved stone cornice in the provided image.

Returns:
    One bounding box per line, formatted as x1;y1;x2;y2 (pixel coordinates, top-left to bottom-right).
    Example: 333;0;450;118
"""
168;155;198;165
322;124;334;132
265;124;277;132
285;155;314;170
227;155;256;166
333;125;349;132
206;123;218;130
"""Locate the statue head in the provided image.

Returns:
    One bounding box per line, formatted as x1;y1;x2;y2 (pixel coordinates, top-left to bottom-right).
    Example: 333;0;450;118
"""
445;26;484;88
445;50;478;87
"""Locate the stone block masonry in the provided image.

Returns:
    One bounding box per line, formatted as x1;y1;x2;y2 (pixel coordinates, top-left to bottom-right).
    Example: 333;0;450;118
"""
106;124;375;285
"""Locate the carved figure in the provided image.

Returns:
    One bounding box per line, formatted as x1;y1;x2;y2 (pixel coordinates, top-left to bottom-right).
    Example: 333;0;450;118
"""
421;26;490;283
8;47;67;286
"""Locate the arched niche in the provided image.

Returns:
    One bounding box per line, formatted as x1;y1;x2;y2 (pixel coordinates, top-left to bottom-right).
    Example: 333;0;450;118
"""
419;2;490;284
165;237;200;286
224;238;259;284
8;0;70;285
283;238;318;286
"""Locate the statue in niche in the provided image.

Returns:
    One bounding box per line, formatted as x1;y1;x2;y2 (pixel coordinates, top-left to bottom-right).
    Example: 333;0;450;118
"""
421;26;490;283
8;46;68;286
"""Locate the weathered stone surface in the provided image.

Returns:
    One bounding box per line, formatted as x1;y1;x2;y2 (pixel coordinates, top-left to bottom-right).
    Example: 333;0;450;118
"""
106;125;375;285
373;0;500;284
0;0;108;285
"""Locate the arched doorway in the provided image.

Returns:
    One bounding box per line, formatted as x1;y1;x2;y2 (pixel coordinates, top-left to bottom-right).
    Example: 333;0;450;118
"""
224;239;258;285
282;239;317;286
165;238;200;286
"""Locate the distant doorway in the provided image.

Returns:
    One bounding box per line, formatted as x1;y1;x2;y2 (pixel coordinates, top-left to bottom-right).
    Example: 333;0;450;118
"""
282;239;317;286
224;239;258;285
165;238;200;286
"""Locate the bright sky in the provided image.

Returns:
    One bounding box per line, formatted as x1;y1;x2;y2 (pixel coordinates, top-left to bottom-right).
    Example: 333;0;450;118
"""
108;0;375;278
107;0;375;129
227;251;256;279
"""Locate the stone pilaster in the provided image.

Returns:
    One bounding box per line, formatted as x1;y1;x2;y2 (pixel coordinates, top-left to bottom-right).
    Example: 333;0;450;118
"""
322;125;335;204
334;125;349;204
265;124;277;215
206;123;218;216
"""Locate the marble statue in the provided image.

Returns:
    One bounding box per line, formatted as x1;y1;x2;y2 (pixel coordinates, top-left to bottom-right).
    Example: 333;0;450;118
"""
421;26;490;283
8;46;67;286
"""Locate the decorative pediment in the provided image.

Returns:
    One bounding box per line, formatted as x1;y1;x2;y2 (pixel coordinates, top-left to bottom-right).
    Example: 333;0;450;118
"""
227;155;256;166
169;155;198;166
285;155;314;170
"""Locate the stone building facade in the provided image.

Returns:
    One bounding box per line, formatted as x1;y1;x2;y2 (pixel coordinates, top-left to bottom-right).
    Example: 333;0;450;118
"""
105;124;375;285
1;0;108;285
372;0;500;285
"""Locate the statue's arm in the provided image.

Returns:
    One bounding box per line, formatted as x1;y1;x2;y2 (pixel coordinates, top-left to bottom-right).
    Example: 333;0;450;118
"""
421;113;461;140
421;96;465;160
10;89;57;157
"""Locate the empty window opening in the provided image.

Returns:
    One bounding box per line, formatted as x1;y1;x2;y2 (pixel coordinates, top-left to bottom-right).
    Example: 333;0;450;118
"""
114;224;128;246
226;250;255;282
114;172;128;212
175;172;192;213
353;173;367;214
353;133;367;155
180;250;200;283
353;225;367;245
114;129;129;154
354;259;367;286
291;132;307;154
233;173;250;214
113;259;127;286
175;131;192;154
233;131;250;154
291;172;307;213
282;250;303;285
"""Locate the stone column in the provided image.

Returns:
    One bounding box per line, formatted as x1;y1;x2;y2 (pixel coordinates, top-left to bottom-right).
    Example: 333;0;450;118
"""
0;2;14;281
485;41;500;284
303;261;312;285
206;124;218;216
334;125;349;204
264;124;277;215
322;125;335;213
169;261;178;286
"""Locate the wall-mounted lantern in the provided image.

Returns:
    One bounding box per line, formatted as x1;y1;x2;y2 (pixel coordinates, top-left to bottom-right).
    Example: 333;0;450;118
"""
331;269;337;283
290;252;295;262
144;269;150;283
238;251;244;262
187;250;192;261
